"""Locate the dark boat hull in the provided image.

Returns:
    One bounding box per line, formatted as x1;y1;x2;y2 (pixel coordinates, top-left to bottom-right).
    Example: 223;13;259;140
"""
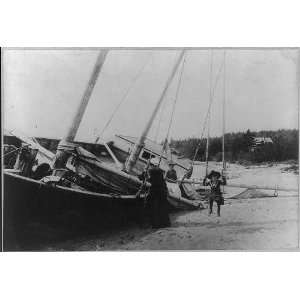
3;172;144;250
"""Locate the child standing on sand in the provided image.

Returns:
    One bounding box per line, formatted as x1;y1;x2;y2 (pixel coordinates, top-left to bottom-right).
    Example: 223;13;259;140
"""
204;170;226;217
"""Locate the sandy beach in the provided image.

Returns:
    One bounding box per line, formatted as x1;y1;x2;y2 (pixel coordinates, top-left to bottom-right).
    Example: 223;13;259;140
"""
45;162;298;251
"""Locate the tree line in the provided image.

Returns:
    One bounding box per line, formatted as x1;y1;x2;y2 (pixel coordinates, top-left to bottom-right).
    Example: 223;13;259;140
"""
170;129;299;163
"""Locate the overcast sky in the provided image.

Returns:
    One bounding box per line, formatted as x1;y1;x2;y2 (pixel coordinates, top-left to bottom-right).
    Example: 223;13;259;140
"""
3;48;299;143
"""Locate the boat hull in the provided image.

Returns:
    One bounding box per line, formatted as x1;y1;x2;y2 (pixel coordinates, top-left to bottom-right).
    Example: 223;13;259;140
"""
3;171;144;250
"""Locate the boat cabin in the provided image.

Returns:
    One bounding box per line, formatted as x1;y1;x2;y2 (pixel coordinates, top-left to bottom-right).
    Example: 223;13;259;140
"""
105;134;190;178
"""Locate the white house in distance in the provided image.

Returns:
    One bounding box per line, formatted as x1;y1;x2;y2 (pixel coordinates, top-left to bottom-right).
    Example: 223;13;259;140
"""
251;137;273;151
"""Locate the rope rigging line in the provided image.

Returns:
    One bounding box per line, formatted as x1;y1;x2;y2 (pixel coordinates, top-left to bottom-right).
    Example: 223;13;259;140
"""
166;54;187;145
205;50;214;176
94;54;153;144
3;145;24;157
222;50;226;172
205;110;211;176
153;54;187;144
192;52;226;165
154;91;169;143
158;52;187;165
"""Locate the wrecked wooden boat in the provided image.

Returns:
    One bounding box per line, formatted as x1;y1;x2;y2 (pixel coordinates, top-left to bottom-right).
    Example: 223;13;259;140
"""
3;49;203;245
4;170;144;226
47;49;203;209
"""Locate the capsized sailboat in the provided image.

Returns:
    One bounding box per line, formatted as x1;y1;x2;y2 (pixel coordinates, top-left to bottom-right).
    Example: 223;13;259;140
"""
48;49;204;209
4;50;203;240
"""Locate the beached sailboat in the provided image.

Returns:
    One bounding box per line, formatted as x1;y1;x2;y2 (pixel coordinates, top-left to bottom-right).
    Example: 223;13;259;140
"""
5;49;298;245
4;50;204;241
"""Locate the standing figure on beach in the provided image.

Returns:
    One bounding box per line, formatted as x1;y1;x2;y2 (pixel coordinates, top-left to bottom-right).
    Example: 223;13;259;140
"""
203;170;226;217
145;158;171;228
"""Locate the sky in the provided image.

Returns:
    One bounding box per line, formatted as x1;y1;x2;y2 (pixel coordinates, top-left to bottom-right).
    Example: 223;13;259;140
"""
3;48;299;143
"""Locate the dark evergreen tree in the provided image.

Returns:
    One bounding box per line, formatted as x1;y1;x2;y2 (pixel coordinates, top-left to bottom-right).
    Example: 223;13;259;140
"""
170;129;298;163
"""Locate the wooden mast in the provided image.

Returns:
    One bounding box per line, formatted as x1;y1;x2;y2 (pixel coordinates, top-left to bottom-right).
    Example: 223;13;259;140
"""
64;50;108;142
125;50;185;173
53;50;108;169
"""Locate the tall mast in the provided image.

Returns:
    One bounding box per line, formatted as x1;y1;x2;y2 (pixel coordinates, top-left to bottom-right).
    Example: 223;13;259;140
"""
125;50;185;173
53;50;108;169
64;50;108;142
222;50;226;171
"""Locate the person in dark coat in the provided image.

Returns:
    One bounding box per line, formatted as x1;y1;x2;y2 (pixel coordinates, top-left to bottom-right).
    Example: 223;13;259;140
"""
145;161;171;229
18;146;38;177
165;161;178;182
203;170;226;217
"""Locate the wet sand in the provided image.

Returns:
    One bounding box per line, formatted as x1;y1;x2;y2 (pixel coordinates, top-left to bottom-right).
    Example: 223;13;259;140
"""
46;162;298;251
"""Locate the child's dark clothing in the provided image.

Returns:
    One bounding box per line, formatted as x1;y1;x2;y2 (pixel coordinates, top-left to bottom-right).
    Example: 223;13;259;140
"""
204;172;226;216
